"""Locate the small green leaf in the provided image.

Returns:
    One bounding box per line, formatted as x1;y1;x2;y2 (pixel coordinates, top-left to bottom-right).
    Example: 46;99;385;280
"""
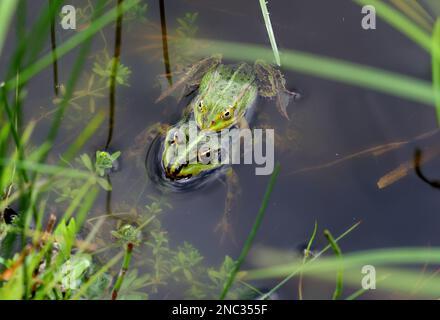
80;154;93;172
97;178;112;191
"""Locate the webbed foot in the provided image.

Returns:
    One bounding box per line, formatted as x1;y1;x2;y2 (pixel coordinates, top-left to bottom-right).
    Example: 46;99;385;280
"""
215;168;240;243
254;60;300;120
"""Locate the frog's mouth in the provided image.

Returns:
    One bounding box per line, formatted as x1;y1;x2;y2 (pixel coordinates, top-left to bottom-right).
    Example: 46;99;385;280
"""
163;163;189;181
145;134;225;192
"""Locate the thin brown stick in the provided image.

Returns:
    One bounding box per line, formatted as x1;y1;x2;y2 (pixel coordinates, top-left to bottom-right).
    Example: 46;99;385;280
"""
377;146;440;189
289;129;439;176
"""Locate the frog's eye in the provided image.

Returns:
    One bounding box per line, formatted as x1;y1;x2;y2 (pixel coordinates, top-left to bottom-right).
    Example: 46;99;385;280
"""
198;100;205;112
220;107;233;120
198;147;212;164
168;129;184;145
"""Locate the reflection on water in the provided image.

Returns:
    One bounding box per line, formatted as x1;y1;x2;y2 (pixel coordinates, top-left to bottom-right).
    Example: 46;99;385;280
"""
3;0;440;299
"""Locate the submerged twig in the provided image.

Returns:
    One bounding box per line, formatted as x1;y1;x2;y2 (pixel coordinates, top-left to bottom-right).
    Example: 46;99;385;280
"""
377;146;440;189
49;0;59;96
159;0;172;85
290;129;439;176
105;0;124;150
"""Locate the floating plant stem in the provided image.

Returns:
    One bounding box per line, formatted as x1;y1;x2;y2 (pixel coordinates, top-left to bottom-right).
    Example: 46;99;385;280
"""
323;229;343;300
219;163;280;300
258;0;281;66
112;242;134;300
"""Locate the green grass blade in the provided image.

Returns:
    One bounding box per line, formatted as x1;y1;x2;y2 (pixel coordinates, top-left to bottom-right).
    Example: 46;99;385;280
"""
0;159;93;179
219;163;281;299
112;243;134;300
245;247;440;280
432;19;440;125
345;274;389;300
324;229;343;300
260;221;360;300
3;0;140;91
62;111;106;162
0;0;18;57
193;39;437;106
258;0;280;66
298;221;317;300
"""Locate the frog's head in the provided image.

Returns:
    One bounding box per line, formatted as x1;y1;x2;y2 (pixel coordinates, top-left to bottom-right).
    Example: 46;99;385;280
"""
194;97;238;132
161;124;223;180
193;66;258;132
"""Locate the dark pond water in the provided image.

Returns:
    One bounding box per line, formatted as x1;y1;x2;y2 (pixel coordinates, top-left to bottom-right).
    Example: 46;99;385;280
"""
2;0;440;299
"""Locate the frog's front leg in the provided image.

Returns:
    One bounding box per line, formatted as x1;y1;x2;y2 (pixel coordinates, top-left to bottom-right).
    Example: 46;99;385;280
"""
215;167;241;242
254;60;300;120
238;117;250;130
126;122;170;163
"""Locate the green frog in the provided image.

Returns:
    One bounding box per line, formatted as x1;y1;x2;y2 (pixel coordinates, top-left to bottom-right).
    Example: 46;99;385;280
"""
140;56;298;237
145;119;239;236
156;55;300;132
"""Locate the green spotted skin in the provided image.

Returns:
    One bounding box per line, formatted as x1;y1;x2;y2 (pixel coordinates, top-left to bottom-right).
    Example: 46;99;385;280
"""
193;63;258;132
161;122;223;180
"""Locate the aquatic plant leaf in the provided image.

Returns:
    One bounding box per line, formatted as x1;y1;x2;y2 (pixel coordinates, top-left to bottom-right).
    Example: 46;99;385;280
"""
60;255;92;291
80;154;93;172
96;178;112;191
55;218;77;259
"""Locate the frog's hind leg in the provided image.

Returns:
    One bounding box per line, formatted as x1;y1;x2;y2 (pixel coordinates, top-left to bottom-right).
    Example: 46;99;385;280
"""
156;55;222;103
215;167;241;242
127;122;169;165
254;60;300;120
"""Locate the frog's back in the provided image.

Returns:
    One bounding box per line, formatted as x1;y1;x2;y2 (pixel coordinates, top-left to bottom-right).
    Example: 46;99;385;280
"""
199;63;257;120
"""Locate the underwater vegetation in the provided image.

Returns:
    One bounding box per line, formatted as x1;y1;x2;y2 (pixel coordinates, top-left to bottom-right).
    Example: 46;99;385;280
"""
1;0;440;301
